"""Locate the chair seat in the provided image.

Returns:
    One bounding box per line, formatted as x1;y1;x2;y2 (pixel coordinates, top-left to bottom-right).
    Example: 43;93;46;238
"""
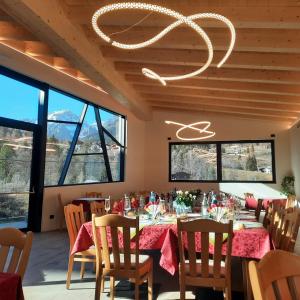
109;253;151;267
183;259;226;277
102;254;152;278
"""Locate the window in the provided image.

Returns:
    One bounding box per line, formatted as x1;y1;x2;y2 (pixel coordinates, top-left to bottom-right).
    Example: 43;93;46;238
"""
0;66;126;231
221;141;275;182
169;143;217;181
169;140;275;183
44;89;126;186
0;74;40;123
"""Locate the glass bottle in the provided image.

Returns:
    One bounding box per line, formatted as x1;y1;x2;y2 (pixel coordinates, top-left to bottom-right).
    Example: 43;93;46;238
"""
149;191;156;203
201;193;209;217
124;194;131;216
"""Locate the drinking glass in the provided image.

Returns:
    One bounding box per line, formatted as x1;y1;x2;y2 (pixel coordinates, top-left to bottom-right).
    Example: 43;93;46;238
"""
159;199;166;215
105;196;111;214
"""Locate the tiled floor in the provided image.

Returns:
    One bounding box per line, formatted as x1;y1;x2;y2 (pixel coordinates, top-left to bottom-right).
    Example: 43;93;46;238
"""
23;231;246;300
23;228;300;300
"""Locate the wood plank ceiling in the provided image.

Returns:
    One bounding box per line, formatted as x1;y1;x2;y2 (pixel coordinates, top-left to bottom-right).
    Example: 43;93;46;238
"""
1;0;300;124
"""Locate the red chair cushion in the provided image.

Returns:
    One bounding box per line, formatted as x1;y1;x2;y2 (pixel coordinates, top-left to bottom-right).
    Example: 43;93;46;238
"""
245;197;258;209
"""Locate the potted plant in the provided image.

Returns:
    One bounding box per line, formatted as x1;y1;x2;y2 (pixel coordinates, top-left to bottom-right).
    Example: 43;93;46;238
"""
281;175;295;197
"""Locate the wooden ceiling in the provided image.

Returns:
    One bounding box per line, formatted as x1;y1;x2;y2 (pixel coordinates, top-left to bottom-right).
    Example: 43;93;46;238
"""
1;0;300;124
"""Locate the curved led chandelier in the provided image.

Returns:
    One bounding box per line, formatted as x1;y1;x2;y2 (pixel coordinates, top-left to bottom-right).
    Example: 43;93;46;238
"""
165;120;215;141
92;2;236;86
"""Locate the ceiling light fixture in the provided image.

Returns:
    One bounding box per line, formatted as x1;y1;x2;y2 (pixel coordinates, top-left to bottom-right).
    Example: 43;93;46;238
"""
165;120;216;141
92;2;236;86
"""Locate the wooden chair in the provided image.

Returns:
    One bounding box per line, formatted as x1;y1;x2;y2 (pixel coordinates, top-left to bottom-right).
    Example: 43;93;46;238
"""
249;250;300;300
86;192;102;198
92;214;153;300
286;195;297;209
90;201;106;216
64;204;96;289
276;209;300;252
263;201;286;229
255;199;263;221
244;193;254;198
177;218;233;300
0;228;33;280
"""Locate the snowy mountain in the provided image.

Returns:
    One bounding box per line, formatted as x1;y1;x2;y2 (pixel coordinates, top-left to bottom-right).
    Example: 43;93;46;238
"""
47;110;118;142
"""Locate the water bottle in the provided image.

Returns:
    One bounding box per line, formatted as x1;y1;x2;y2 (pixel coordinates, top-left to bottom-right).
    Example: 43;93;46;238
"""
201;193;209;217
149;191;156;203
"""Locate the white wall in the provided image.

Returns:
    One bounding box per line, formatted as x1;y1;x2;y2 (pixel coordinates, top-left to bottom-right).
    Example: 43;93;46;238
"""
290;123;300;197
144;110;292;199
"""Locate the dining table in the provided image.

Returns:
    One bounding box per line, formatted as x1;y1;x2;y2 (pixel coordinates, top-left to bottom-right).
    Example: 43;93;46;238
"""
0;272;24;300
72;212;270;271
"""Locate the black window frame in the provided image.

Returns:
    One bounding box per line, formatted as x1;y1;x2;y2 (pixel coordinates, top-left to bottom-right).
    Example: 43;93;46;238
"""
169;139;276;184
44;88;126;187
0;65;126;231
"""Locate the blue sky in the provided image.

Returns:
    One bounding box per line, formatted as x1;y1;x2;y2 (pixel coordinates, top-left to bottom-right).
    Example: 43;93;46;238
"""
0;74;115;124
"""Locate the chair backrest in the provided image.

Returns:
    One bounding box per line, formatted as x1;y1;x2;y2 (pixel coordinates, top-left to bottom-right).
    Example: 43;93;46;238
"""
255;199;263;221
92;214;139;278
86;192;102;198
64;204;85;250
0;228;33;280
177;218;233;285
245;193;254;198
263;201;286;229
277;209;300;252
286;195;297;209
90;201;106;216
249;250;300;300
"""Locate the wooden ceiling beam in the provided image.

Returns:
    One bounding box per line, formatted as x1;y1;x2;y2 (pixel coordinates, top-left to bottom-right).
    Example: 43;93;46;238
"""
145;95;300;113
84;26;300;53
150;102;298;120
102;46;300;71
63;2;300;29
115;62;300;85
0;20;35;40
126;74;300;96
0;0;152;120
136;85;300;105
24;41;55;57
64;0;300;7
152;106;294;123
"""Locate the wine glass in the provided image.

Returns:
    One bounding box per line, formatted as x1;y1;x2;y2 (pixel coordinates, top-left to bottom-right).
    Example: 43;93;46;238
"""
105;196;111;214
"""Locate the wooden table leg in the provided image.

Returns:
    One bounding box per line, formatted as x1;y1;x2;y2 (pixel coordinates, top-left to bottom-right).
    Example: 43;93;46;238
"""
241;258;254;300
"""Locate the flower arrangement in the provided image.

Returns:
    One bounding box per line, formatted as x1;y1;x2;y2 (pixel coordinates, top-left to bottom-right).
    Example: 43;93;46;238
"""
175;190;196;207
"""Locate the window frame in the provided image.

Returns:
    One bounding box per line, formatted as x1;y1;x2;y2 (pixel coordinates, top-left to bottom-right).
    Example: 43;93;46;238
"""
169;139;276;184
44;88;126;187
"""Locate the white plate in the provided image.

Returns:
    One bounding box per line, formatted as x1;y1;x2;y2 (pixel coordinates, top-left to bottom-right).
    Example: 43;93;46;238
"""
187;213;201;218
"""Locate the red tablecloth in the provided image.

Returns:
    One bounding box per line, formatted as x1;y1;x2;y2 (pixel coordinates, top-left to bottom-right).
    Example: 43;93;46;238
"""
0;272;24;300
71;220;271;275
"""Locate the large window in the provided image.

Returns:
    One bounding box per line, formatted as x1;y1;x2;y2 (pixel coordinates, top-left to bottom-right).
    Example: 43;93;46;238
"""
0;66;126;231
221;141;275;182
169;143;217;181
44;89;126;186
169;140;275;183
